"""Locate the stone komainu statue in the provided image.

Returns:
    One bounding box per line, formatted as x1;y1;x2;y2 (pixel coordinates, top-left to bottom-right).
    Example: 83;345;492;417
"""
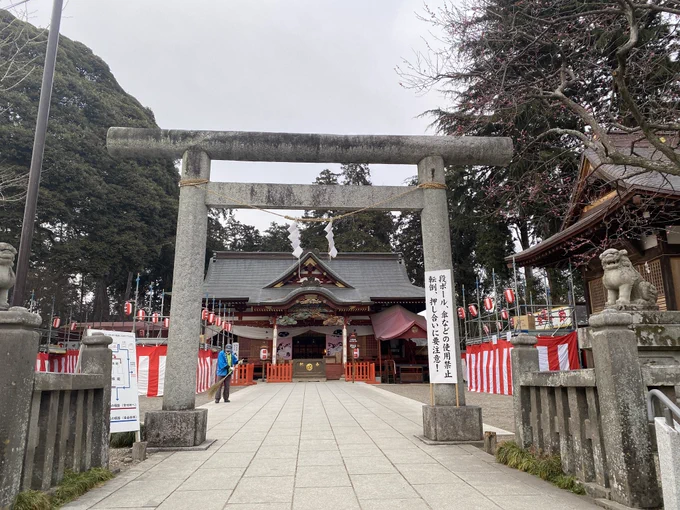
600;248;658;310
0;243;17;310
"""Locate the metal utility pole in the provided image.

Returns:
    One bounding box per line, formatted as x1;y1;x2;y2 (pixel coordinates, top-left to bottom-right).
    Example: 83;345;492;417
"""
12;0;64;306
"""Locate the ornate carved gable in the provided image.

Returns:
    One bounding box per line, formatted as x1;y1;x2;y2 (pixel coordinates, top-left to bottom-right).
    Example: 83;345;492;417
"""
267;253;352;289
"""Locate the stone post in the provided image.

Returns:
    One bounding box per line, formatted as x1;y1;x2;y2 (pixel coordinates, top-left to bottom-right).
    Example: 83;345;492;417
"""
0;306;41;508
590;310;661;508
79;333;112;468
655;416;680;510
419;156;483;442
510;334;539;449
146;149;210;447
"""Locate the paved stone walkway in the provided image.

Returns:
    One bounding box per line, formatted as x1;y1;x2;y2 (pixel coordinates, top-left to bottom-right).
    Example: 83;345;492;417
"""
65;382;600;510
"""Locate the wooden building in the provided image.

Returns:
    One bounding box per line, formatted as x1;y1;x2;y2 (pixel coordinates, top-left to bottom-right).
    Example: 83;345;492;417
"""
202;251;427;380
510;134;680;314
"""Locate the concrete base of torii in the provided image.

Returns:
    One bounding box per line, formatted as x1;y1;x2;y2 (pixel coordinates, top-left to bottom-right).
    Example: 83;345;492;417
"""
422;405;484;442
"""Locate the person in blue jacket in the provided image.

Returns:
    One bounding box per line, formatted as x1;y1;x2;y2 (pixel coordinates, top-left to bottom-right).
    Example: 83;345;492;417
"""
215;344;238;403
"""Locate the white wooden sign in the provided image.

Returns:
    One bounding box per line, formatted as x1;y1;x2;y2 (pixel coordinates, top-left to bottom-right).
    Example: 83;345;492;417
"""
89;329;141;433
425;269;458;384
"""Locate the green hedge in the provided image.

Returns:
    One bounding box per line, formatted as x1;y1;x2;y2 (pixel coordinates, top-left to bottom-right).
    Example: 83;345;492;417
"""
496;441;586;495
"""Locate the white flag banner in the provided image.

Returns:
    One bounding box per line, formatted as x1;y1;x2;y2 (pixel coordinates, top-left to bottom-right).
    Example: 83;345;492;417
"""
425;269;457;384
325;221;338;258
288;222;303;258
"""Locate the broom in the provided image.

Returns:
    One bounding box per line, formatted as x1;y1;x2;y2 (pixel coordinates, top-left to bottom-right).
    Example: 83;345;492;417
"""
207;367;233;399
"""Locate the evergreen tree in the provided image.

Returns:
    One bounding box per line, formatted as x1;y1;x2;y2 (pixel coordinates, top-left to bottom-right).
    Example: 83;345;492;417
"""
261;222;293;252
300;164;395;253
0;11;179;320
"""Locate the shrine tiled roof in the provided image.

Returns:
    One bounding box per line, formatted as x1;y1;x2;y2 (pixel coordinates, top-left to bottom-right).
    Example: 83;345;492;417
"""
203;251;425;305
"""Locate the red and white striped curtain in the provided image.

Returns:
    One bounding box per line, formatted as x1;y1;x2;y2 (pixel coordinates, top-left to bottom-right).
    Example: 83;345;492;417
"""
136;345;218;397
466;332;579;396
35;350;80;374
36;345;219;397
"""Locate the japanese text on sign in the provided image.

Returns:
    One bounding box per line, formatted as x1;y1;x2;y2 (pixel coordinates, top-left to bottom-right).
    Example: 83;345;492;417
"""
89;329;141;433
425;269;458;384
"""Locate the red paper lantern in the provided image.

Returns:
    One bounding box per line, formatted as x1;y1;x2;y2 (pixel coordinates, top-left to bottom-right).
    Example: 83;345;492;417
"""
223;322;231;332
504;289;515;304
151;312;159;323
70;321;77;331
124;301;133;315
457;307;466;319
215;316;222;327
496;321;502;330
136;309;145;320
483;324;490;335
501;309;509;320
208;312;215;324
468;304;478;317
483;297;494;312
52;317;60;328
163;317;170;328
558;309;567;321
201;309;208;321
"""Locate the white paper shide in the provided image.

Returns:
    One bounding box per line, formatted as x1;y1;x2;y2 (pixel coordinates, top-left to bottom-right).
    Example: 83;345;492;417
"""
425;269;457;384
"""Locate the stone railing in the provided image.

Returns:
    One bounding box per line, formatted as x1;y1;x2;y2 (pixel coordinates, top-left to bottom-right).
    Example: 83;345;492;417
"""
511;311;669;508
21;332;113;492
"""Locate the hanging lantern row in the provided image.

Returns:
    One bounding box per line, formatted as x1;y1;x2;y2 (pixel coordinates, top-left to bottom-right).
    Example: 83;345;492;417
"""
455;289;516;320
201;309;233;331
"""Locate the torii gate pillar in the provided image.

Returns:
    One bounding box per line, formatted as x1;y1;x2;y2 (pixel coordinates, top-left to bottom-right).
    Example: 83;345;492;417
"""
419;156;483;442
145;150;211;447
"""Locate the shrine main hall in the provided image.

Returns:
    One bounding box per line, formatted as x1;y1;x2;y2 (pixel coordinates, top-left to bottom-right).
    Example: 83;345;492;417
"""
202;250;428;381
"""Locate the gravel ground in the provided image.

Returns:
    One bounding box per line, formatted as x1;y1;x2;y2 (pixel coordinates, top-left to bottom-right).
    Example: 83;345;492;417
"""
378;384;515;433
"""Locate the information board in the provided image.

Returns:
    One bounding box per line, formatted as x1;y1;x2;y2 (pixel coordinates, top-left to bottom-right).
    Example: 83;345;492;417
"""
88;329;141;433
425;269;458;384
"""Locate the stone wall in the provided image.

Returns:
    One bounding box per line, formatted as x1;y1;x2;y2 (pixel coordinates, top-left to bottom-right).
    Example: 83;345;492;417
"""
511;308;679;508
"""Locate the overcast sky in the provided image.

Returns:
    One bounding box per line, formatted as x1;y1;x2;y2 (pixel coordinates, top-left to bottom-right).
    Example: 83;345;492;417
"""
20;0;448;232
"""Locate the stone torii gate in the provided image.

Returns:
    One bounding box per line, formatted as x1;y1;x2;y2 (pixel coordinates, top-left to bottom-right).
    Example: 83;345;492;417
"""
107;128;512;447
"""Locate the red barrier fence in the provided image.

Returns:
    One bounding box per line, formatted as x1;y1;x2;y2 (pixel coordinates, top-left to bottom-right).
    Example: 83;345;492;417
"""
345;362;378;383
266;363;293;382
232;363;255;386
